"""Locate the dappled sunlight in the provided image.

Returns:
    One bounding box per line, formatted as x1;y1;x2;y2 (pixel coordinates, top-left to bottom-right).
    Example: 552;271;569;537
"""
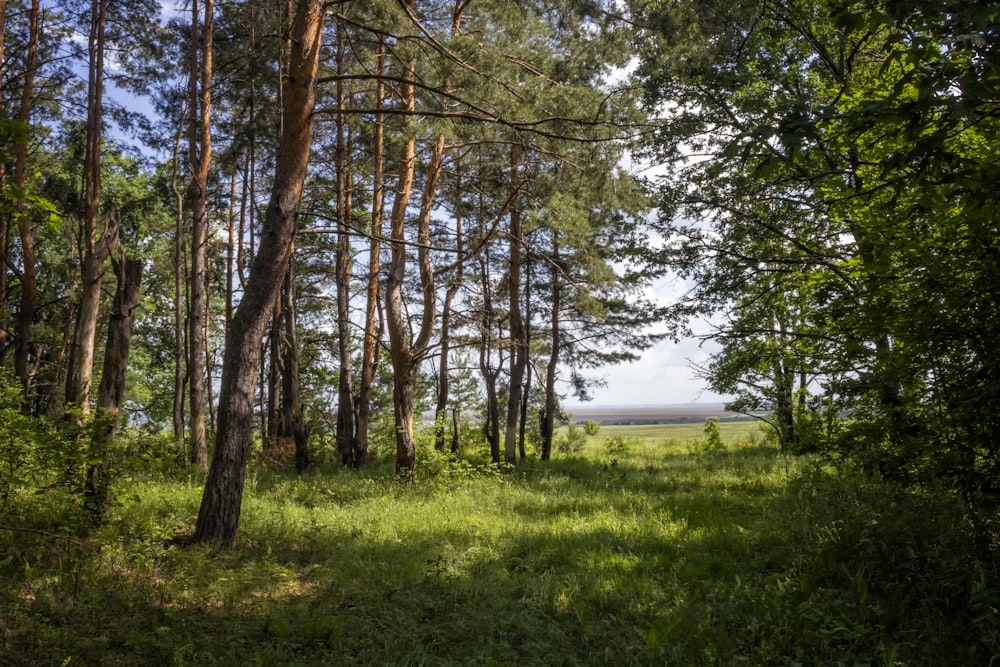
2;427;996;666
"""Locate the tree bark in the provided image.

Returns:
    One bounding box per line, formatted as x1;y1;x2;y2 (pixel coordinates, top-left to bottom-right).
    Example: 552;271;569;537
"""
187;0;213;469
67;0;118;419
266;300;281;449
356;38;387;468
541;234;560;461
434;209;462;452
434;281;459;452
519;257;532;459
479;252;501;463
13;0;40;402
280;259;309;472
504;144;525;464
384;81;418;476
0;0;8;368
85;251;141;519
387;125;444;477
193;0;323;547
171;104;188;461
334;22;356;465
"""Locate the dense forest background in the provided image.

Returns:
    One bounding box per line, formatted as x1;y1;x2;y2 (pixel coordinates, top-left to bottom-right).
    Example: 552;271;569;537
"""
1;0;999;662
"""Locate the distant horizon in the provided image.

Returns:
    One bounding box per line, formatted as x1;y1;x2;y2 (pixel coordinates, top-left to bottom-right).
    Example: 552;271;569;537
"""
563;401;729;410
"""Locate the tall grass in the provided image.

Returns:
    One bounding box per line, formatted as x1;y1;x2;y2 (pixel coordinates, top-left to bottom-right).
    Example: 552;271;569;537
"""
2;426;997;665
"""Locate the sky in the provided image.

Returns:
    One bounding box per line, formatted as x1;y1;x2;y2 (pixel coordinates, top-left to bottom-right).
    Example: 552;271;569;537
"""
563;338;726;407
562;275;728;408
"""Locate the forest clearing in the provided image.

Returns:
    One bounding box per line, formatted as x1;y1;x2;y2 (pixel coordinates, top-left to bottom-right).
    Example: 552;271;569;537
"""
2;421;996;665
2;0;1000;664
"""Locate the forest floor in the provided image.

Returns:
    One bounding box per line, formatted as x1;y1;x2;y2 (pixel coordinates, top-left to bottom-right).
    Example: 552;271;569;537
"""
2;422;998;665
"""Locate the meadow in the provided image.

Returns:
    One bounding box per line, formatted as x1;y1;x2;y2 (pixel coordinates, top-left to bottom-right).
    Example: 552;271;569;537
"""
2;422;997;665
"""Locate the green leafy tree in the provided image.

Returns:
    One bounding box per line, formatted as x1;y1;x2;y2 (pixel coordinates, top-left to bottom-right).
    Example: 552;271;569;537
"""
631;0;1000;520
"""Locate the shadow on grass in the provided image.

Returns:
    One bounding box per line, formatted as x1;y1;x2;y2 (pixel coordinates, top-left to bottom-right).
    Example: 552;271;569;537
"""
2;448;997;666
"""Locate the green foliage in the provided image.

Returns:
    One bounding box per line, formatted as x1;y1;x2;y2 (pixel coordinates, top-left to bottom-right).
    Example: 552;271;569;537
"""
602;435;633;465
582;419;600;436
634;0;1000;515
555;423;587;454
703;417;724;452
0;375;83;529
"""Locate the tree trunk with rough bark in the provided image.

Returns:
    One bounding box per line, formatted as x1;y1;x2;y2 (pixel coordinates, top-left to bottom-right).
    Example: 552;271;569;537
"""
170;104;188;461
13;0;39;402
86;251;142;519
187;0;213;469
334;23;355;465
479;253;501;463
280;259;309;472
67;0;118;419
355;39;387;468
541;234;560;461
504;144;525;465
193;0;323;547
0;0;8;369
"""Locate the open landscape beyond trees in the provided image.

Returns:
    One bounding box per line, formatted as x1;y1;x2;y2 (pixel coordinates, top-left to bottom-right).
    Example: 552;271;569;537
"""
2;0;999;664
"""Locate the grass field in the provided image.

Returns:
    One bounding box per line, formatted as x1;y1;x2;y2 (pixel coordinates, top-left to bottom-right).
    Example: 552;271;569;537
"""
583;419;761;443
2;424;998;665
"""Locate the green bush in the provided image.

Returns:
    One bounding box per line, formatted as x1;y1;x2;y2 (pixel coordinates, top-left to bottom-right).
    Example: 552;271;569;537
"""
703;417;724;451
603;435;631;463
0;374;82;528
555;423;587;454
583;420;600;436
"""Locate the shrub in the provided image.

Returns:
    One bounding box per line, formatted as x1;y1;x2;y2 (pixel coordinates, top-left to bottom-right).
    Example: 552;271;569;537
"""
0;374;81;528
603;435;631;463
583;420;600;436
555;423;587;454
703;417;724;451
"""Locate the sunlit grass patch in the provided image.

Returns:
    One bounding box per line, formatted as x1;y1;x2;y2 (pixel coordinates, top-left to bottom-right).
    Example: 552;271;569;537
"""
2;424;997;665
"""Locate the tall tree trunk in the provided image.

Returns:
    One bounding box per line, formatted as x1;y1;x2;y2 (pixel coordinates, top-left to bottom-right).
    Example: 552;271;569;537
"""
434;282;459;452
434;209;462;452
187;0;213;469
45;270;76;420
237;150;250;291
541;233;560;461
0;0;8;369
193;0;323;547
479;252;501;463
451;406;461;454
387;125;444;477
384;0;463;477
13;0;39;402
204;279;215;434
334;22;356;465
67;0;118;419
518;256;532;459
431;6;465;455
280;258;309;472
504;144;525;464
355;38;387;468
85;251;141;519
226;169;237;330
266;300;281;449
171;104;188;460
384;64;418;476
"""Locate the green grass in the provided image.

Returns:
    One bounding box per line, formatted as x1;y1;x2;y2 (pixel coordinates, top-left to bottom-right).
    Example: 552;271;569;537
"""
580;419;760;444
2;427;998;665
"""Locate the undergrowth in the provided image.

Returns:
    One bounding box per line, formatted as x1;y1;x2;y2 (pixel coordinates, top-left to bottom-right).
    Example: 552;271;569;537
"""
1;425;997;666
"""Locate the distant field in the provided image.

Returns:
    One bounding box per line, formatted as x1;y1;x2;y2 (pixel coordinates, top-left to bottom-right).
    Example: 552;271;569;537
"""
565;404;757;426
589;420;764;443
561;419;767;447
